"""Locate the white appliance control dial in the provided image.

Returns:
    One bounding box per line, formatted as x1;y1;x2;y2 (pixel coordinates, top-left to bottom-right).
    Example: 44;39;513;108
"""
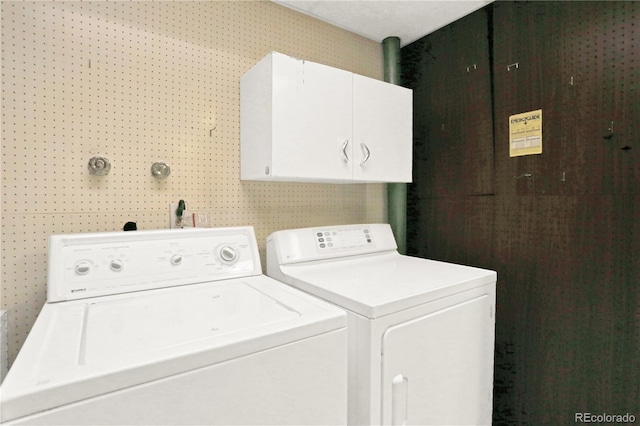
74;260;92;275
170;254;183;265
218;245;238;264
110;259;124;272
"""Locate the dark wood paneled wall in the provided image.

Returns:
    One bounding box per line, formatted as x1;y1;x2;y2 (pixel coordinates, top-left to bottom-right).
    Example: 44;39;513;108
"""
402;2;639;424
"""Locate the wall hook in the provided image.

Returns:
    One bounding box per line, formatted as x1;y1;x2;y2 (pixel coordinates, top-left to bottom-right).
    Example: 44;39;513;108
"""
514;173;532;179
603;121;614;140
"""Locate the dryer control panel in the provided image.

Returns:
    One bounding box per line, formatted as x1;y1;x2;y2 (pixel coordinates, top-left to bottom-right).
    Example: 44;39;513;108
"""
48;227;262;302
314;227;374;251
267;223;398;265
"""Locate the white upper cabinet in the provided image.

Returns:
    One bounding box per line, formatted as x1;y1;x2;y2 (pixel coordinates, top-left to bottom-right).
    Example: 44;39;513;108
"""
241;52;412;183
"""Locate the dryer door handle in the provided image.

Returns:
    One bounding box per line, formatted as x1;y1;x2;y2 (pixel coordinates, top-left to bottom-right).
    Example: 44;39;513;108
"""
392;374;408;426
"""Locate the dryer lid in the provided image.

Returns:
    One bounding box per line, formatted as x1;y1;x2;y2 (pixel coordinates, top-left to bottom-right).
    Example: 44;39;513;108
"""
278;252;496;318
1;275;345;422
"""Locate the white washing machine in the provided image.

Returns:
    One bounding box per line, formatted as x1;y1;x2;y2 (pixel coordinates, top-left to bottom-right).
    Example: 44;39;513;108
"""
1;227;347;425
267;223;496;426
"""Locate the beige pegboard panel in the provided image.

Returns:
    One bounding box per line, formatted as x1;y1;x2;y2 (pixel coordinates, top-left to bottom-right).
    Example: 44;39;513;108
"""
1;1;385;366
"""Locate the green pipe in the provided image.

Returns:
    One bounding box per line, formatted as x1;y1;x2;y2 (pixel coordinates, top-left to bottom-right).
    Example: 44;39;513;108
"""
382;36;407;254
383;36;401;85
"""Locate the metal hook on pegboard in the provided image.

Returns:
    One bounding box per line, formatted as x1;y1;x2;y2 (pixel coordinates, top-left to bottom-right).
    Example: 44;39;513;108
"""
514;173;532;179
603;121;614;140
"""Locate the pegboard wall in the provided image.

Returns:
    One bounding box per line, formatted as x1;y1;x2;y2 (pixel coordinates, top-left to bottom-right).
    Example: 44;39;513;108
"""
1;1;386;366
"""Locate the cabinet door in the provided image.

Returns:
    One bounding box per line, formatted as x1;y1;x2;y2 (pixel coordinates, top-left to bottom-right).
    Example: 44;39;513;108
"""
381;295;494;425
353;75;413;182
272;57;353;182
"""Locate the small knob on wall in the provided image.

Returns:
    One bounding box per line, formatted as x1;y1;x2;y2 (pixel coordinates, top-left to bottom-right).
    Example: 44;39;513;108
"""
88;157;111;176
151;162;171;179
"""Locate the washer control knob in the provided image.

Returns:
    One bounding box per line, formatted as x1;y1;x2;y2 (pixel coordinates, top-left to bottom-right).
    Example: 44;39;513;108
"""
74;261;92;275
110;259;124;272
170;254;183;265
218;245;238;264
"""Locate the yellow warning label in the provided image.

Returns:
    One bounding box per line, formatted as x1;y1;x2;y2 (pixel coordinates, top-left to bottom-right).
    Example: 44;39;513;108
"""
509;109;542;157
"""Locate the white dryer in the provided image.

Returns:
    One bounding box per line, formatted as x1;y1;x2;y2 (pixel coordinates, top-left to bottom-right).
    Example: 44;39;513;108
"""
267;223;496;426
1;227;347;425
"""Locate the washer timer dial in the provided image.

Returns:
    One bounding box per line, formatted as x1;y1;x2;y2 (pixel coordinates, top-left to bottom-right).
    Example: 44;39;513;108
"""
217;245;239;265
74;260;92;275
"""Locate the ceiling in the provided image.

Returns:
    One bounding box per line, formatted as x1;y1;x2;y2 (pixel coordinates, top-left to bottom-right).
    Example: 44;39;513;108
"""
273;0;493;47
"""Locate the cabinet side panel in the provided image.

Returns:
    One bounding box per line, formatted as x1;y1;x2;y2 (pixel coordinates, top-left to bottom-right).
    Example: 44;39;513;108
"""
241;54;273;181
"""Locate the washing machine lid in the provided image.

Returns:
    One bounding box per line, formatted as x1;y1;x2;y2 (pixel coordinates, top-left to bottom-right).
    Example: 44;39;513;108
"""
278;252;496;319
1;275;345;423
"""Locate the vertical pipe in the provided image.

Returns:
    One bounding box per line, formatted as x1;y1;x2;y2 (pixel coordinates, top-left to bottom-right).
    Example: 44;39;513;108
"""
383;36;407;254
383;36;401;85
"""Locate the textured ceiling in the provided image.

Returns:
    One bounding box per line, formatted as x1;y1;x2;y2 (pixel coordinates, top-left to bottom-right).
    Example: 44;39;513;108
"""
273;0;493;46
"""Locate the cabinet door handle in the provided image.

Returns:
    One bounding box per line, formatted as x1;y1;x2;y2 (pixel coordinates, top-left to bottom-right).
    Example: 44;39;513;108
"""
342;140;350;163
392;374;408;426
360;143;370;165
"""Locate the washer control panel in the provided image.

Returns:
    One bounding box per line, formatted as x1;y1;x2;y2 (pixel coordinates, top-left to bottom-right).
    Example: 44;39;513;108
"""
48;227;262;302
